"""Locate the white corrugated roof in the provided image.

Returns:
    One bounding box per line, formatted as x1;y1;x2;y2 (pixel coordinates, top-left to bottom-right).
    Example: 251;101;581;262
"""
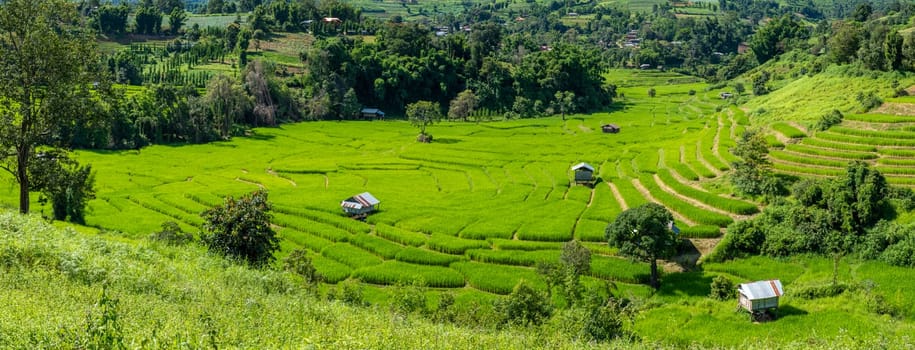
571;162;595;172
738;280;783;300
354;192;380;205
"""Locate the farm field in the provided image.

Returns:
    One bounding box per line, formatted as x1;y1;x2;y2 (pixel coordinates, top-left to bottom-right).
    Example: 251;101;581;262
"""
767;103;915;187
0;70;756;297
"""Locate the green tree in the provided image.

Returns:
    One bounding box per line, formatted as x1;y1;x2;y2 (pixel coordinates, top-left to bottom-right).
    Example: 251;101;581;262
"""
340;88;361;119
448;89;478;122
730;130;774;197
647;87;656;98
0;0;97;214
554;90;575;121
605;203;678;289
406;101;442;142
202;189;279;267
29;153;96;224
885;29;904;71
560;240;591;277
752;71;769;96
204;74;248;138
168;7;186;35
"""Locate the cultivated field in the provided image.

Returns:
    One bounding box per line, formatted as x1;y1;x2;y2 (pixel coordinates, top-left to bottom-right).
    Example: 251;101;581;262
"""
0;71;753;296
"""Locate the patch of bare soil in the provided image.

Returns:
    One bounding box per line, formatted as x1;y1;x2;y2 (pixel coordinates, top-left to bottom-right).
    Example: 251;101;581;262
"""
662;238;722;272
607;182;628;210
873;102;915;116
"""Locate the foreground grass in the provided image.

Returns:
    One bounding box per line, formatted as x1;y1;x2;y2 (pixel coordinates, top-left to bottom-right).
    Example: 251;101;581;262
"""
4;211;914;348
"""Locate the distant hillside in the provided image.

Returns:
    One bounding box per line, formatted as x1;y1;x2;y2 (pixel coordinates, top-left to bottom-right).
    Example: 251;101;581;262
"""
743;63;915;124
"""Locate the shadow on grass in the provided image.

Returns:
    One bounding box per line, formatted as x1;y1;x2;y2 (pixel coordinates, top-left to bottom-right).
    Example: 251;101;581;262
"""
658;271;714;297
776;304;808;318
434;138;462;144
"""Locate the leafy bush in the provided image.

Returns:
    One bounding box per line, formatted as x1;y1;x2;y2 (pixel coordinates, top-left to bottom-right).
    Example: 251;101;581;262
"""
793;283;849;299
391;280;428;315
709;275;734;300
29;153;96;224
328;279;366;306
814;109;843;131
284;249;320;285
495;280;553;326
201;190;278;267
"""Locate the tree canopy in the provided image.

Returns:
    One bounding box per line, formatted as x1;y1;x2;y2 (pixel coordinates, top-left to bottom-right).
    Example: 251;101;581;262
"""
605;203;678;289
0;0;98;214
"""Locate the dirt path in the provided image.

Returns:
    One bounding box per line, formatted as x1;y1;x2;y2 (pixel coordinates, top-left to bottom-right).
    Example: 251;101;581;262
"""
323;175;329;189
652;174;738;220
236;177;265;189
607;182;628;210
786;121;809;135
631;178;697;226
695;141;724;177
578;124;593;133
267;168;297;187
711;114;731;167
586;186;596;207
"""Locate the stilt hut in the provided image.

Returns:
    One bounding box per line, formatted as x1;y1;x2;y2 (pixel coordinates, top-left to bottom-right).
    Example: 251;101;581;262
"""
737;279;783;321
341;192;380;218
602;124;620;133
571;162;596;186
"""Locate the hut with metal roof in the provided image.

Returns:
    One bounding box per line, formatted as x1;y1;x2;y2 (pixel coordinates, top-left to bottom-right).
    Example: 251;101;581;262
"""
737;279;783;315
341;192;380;216
571;162;596;185
602;124;620;133
360;108;385;119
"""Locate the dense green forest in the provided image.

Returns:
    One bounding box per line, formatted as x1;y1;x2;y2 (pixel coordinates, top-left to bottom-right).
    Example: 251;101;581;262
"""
4;0;915;348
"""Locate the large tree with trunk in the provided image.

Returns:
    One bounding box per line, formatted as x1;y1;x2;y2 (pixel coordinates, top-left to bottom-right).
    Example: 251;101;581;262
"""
0;0;97;214
605;203;679;289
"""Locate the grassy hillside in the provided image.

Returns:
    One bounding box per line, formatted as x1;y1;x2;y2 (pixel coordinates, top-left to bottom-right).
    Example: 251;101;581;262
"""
743;63;915;124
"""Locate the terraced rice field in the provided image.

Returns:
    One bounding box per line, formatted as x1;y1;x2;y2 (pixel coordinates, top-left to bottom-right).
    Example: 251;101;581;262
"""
768;107;915;186
0;70;757;294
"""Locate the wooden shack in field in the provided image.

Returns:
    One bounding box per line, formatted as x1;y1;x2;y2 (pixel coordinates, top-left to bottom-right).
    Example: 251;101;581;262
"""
602;124;620;133
571;162;596;185
341;192;380;216
738;280;783;317
360;108;385;119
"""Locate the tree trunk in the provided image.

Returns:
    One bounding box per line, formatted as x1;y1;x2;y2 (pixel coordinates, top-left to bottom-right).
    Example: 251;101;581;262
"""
17;145;29;214
650;258;659;289
832;253;840;287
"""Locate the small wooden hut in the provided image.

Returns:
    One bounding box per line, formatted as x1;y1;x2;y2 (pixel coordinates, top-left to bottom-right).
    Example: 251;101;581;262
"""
602;124;620;133
737;279;783;320
571;162;596;185
360;108;385;119
341;192;380;217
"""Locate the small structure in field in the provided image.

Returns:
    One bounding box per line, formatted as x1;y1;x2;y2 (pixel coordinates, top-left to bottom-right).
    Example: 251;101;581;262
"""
571;162;596;186
341;192;380;218
737;279;783;321
602;124;620;133
720;92;733;99
360;108;385;119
